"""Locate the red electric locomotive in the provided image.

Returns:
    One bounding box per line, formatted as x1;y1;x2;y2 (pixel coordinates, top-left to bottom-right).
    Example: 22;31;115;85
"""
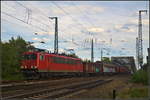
21;50;83;78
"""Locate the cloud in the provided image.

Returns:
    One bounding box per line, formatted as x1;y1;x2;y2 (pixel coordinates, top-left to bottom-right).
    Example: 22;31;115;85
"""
125;28;135;32
52;4;105;15
129;19;149;26
114;24;136;33
1;28;7;33
143;19;149;25
91;6;104;13
87;27;104;33
59;48;66;53
32;37;40;41
34;31;54;35
31;42;41;47
32;37;50;42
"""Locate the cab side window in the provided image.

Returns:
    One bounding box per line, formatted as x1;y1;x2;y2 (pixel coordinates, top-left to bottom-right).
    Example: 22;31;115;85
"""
49;57;51;62
40;55;44;60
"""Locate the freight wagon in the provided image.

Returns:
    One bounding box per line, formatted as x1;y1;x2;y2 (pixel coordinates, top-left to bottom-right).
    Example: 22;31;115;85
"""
83;62;96;76
118;66;130;74
94;61;103;75
103;64;117;75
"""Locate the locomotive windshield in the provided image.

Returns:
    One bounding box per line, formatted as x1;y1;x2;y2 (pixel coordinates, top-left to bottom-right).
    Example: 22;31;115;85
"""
23;54;37;60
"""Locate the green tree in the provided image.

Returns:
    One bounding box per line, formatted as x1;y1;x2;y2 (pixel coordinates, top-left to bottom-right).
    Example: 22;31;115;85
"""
67;53;79;58
102;57;111;63
82;59;91;63
60;52;79;58
1;36;34;80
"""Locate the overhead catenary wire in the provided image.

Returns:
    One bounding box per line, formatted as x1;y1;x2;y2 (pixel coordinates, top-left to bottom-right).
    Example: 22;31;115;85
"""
1;12;48;32
145;0;148;11
10;1;52;31
14;2;70;48
17;1;91;45
2;1;29;23
19;1;82;44
15;1;78;46
49;2;98;49
16;1;81;36
72;2;97;28
51;1;90;32
16;1;53;25
1;3;51;32
15;1;30;10
2;11;26;23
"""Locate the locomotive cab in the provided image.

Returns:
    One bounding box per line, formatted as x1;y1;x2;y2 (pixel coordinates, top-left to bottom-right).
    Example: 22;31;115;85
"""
21;52;38;78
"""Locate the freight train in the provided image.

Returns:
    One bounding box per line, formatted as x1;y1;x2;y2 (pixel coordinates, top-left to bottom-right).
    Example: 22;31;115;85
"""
21;50;130;79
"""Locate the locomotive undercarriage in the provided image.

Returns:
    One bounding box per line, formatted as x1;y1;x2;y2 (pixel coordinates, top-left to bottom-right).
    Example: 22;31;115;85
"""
21;69;85;79
21;69;40;79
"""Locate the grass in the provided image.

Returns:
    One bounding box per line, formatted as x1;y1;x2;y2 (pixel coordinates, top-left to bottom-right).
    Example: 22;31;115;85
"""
2;72;25;81
131;69;148;85
130;88;148;97
118;87;148;98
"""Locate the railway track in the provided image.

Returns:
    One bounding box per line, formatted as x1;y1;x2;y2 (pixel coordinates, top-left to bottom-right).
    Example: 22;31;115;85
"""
2;76;104;97
2;78;112;100
2;76;110;94
1;77;75;88
1;78;75;92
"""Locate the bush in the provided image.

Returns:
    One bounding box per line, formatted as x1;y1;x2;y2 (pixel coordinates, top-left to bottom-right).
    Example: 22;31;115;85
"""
131;69;148;85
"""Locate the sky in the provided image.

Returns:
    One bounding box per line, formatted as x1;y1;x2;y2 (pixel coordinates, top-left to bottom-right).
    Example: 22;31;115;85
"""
1;1;149;65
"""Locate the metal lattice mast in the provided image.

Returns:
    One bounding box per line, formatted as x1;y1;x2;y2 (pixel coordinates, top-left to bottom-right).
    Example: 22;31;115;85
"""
136;37;139;69
138;10;147;68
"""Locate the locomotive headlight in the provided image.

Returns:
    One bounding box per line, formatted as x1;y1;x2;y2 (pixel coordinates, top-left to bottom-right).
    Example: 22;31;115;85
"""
24;66;27;69
34;66;37;68
31;66;33;69
21;66;24;69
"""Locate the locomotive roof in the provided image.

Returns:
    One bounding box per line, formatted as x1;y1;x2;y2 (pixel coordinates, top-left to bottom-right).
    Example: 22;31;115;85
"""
23;51;81;61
